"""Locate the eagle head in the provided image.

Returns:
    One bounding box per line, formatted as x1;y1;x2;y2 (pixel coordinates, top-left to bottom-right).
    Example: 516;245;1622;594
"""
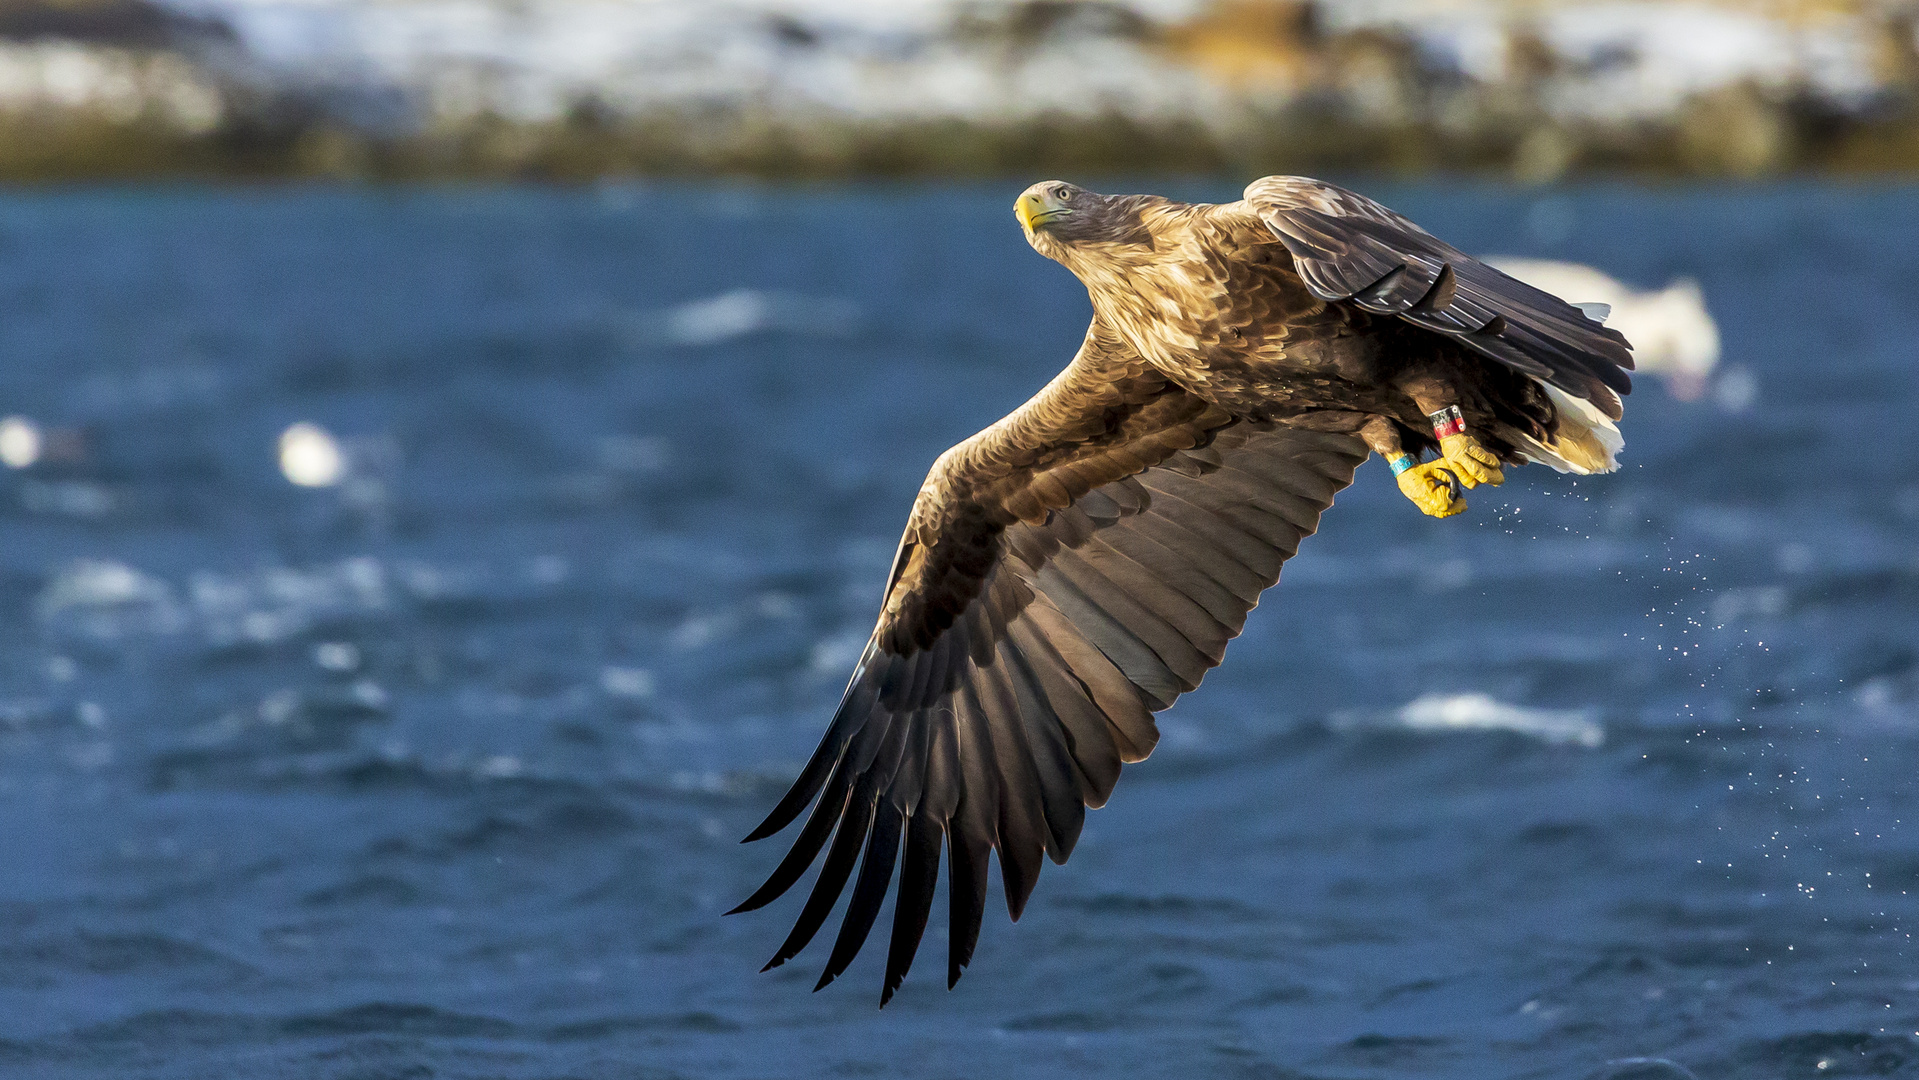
1015;181;1152;260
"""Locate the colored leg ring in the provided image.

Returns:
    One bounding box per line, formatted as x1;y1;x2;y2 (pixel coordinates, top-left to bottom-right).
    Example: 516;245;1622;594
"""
1429;405;1465;440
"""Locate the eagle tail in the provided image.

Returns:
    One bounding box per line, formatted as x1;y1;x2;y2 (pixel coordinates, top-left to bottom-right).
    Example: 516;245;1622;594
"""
1516;381;1622;475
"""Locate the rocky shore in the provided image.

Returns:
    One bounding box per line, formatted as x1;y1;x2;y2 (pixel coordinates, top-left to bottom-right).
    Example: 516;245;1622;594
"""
2;0;1918;181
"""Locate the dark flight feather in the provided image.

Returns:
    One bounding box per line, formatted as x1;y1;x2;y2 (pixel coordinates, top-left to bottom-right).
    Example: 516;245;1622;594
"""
881;809;942;1005
1245;175;1633;418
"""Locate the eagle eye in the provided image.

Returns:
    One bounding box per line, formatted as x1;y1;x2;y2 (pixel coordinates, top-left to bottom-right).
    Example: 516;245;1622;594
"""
1052;186;1071;201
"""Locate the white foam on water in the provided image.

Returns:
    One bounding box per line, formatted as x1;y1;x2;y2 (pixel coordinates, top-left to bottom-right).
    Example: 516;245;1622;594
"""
33;555;539;650
1335;692;1604;748
474;754;524;779
313;641;362;672
188;558;392;647
0;415;42;468
1711;364;1759;413
35;560;188;640
599;666;656;700
807;629;868;676
20;480;114;518
1710;585;1788;624
279;422;346;487
656;290;858;346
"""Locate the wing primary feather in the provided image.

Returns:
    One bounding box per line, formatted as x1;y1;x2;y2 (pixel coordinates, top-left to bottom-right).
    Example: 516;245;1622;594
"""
881;639;935;714
761;782;878;971
888;701;933;815
743;648;881;842
995;637;1087;863
947;685;997;988
814;798;905;991
947;805;991;988
972;652;1049;920
881;810;945;1006
728;758;857;914
922;701;963;818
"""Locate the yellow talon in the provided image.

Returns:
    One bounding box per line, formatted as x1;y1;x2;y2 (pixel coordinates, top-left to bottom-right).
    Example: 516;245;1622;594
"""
1396;460;1466;518
1438;432;1504;488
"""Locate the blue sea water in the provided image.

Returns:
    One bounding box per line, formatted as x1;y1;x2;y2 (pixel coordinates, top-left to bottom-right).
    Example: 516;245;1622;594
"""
0;180;1914;1079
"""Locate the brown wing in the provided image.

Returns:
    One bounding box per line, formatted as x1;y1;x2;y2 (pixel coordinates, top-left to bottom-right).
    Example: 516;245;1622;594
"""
1243;175;1635;418
732;320;1367;1003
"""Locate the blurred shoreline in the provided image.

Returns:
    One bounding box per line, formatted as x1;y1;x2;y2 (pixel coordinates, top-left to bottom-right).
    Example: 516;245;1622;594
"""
7;0;1919;182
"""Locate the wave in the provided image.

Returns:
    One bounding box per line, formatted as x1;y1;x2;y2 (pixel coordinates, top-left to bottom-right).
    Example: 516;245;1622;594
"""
646;289;859;347
33;554;575;652
1332;692;1604;748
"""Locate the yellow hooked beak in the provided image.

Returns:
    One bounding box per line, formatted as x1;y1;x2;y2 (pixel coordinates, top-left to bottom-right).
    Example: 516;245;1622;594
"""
1015;190;1068;233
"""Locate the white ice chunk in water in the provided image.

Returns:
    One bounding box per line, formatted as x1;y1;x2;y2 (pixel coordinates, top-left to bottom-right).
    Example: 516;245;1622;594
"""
0;415;41;469
279;422;345;487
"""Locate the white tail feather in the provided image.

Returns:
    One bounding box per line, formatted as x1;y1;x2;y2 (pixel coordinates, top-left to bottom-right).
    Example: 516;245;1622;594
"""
1518;381;1623;474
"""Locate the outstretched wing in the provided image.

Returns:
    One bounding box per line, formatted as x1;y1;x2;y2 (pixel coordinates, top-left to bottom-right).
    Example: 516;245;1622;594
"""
734;320;1366;1003
1244;175;1634;418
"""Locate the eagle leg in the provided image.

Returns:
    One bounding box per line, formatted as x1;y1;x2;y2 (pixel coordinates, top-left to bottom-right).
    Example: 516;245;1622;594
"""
1359;415;1466;519
1397;460;1466;518
1410;394;1505;490
1437;429;1504;489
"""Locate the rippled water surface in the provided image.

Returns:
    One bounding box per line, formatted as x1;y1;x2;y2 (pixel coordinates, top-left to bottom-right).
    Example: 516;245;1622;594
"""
0;182;1915;1079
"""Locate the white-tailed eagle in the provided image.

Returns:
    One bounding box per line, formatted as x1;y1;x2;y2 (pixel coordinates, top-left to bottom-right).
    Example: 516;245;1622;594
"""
732;176;1634;1003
